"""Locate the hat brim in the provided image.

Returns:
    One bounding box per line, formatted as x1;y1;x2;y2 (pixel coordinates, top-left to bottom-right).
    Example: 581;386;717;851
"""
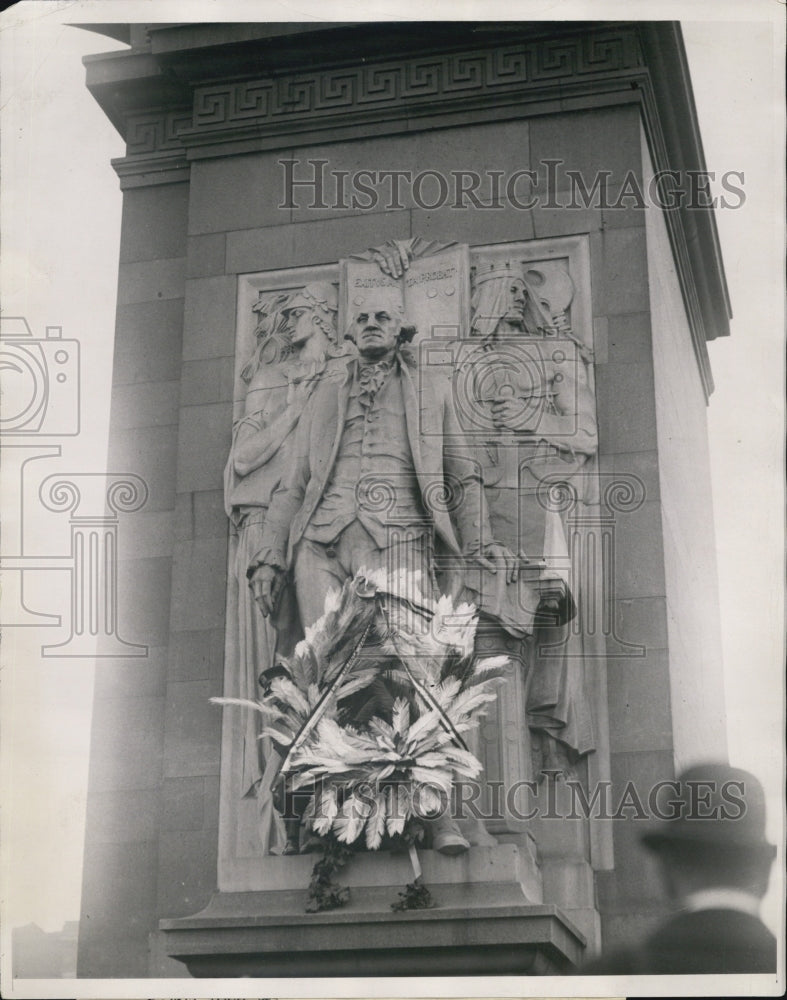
641;827;777;858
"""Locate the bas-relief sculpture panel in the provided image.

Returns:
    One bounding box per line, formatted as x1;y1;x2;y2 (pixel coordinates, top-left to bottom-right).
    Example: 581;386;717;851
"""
219;235;602;890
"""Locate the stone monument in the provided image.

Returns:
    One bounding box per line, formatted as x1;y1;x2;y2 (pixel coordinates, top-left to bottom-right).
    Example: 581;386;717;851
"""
76;22;730;978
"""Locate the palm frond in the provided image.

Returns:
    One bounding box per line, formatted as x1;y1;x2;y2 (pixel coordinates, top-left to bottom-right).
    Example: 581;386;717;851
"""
217;568;512;849
365;789;387;850
210;696;266;714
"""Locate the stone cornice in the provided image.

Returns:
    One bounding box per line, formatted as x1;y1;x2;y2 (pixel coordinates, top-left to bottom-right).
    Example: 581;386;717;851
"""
86;23;643;155
85;21;730;393
638;24;731;340
98;26;646;175
184;31;642;146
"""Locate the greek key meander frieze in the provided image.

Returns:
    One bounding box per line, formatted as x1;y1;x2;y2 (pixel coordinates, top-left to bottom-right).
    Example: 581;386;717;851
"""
125;110;193;156
121;32;641;155
193;32;642;130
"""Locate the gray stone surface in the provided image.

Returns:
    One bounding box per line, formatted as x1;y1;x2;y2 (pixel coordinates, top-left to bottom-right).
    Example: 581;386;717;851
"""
531;203;601;240
528;106;642;194
112;299;185;386
87;694;165;793
595;361;658;454
182;277;237;362
193;489;230;540
606;311;653;363
168;627;225;683
119;182;190;263
175;403;232;493
92;648;168;699
173;490;230;544
601;186;647;230
541;858;595;907
286;120;532;223
613;500;667;598
646;164;728;764
592;227;650;316
162;776;209;832
607;650;673;753
596;907;665;962
169;538;228;632
79;841;160;977
86;789;162;843
110;426;179;513
117;555;173;647
607;449;662;502
157;829;219;916
180;358;235;406
117;257;186;306
160;887;585;976
162;679;223;778
225;209;411;274
117;511;176;561
613;595;669;650
187;233;227;278
189;153;292;234
111;380;181;429
603;748;676;910
412;202;536;247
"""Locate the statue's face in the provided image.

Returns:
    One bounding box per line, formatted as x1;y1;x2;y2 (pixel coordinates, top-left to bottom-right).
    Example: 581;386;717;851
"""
352;295;403;357
285;306;316;347
504;278;527;328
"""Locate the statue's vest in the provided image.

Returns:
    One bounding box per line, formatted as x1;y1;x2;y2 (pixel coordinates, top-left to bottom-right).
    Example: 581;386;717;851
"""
303;366;429;547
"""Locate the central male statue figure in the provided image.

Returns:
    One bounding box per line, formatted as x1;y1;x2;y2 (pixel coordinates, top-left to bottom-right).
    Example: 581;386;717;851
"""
249;286;518;852
250;286;517;619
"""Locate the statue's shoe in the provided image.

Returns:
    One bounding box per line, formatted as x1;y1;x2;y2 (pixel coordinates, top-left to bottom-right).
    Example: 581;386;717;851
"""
431;817;470;856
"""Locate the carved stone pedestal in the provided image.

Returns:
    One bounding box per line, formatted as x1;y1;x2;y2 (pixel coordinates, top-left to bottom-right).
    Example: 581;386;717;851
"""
160;845;584;977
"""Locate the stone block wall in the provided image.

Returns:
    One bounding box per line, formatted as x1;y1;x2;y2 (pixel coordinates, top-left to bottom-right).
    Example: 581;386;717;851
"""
78;181;188;976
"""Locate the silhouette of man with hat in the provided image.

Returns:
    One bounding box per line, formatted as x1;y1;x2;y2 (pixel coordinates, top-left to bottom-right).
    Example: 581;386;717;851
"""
584;762;777;974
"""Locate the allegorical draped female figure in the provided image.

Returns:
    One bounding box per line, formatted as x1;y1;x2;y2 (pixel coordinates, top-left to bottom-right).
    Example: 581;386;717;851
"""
224;281;348;852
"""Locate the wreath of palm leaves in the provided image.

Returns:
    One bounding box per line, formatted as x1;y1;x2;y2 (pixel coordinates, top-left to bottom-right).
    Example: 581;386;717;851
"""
214;568;507;852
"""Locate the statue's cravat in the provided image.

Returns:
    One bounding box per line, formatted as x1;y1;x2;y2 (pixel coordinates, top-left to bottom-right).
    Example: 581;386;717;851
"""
357;358;393;408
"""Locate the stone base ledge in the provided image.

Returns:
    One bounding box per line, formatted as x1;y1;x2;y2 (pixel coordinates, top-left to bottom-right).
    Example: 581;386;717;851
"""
161;883;586;977
220;842;542;898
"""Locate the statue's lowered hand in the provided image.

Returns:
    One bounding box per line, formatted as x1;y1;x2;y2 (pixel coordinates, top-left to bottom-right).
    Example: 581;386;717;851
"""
490;396;535;432
473;542;520;584
250;564;284;617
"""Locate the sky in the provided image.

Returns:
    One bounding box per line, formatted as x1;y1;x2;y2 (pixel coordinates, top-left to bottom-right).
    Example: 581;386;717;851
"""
0;0;784;951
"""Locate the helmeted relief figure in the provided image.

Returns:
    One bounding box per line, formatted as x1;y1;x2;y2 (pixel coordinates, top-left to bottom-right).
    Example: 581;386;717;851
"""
224;281;347;852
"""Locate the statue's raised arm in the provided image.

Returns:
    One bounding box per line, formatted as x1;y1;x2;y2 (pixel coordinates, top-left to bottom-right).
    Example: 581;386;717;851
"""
353;236;458;278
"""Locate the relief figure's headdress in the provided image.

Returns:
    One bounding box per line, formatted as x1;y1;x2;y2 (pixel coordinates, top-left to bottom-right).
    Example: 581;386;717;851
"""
282;280;340;346
470;259;526;340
